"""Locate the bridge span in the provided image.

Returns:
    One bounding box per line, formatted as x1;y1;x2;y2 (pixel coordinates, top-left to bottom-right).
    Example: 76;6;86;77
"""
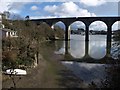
31;17;120;42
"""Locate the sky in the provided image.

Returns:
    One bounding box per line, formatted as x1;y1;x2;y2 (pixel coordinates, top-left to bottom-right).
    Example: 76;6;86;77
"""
0;0;120;30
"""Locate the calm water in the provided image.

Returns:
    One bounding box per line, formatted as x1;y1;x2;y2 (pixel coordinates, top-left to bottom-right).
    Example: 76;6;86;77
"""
55;35;107;59
54;35;119;87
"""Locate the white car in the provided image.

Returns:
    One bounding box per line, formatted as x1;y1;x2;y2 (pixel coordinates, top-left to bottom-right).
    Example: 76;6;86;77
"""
6;69;27;75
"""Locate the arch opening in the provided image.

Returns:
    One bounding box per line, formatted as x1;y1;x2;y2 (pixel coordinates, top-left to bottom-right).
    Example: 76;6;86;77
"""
68;21;86;59
51;21;66;55
51;21;65;40
52;21;65;30
89;21;107;59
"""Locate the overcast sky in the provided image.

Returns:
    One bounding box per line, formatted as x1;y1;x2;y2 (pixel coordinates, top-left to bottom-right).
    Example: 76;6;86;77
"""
0;0;120;30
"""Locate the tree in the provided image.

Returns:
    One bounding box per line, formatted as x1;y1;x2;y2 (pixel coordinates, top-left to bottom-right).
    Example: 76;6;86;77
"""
3;11;10;19
25;15;30;20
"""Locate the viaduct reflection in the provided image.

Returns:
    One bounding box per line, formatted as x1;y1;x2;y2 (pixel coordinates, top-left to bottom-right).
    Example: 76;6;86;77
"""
64;40;114;64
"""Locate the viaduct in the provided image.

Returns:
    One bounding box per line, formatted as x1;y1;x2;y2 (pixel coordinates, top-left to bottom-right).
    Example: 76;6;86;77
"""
31;17;120;62
31;17;120;42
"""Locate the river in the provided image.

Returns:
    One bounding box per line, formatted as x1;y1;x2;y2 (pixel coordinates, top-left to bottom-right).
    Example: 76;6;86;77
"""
55;35;107;59
53;34;120;87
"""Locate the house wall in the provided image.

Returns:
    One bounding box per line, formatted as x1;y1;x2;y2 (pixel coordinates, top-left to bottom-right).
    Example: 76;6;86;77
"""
9;31;18;37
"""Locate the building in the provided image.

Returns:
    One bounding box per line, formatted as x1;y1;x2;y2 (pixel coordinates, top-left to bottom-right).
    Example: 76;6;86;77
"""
0;29;18;38
0;13;5;29
3;11;10;19
0;11;10;20
0;12;18;38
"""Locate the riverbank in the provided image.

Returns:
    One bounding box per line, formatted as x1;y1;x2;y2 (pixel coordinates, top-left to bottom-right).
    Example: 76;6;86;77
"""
2;41;84;88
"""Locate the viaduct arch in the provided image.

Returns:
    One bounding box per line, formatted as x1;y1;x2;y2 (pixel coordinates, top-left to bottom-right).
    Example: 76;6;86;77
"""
31;17;120;42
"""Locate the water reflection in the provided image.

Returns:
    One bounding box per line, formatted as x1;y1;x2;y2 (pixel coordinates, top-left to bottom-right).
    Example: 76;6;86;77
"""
53;35;119;88
62;61;109;87
89;35;106;59
70;35;85;58
54;41;65;55
40;35;119;88
55;35;108;59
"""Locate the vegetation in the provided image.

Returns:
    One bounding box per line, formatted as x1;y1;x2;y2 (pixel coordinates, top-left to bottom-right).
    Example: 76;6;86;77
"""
2;19;64;69
113;30;120;41
54;26;65;39
112;30;120;59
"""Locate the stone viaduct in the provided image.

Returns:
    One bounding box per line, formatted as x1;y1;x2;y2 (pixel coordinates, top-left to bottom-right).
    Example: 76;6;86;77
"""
31;17;120;42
